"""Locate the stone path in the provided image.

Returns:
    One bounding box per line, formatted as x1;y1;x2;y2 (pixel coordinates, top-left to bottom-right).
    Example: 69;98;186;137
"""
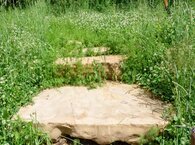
15;46;168;144
55;55;126;81
16;82;167;144
55;55;124;65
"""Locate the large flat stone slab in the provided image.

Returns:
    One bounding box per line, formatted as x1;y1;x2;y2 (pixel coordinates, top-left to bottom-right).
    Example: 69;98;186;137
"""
55;55;125;80
16;82;167;144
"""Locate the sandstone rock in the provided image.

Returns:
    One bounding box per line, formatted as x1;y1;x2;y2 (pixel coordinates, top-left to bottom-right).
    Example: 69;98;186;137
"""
83;47;109;55
67;40;82;46
16;82;167;144
53;139;68;145
50;128;62;142
55;55;125;80
55;55;124;66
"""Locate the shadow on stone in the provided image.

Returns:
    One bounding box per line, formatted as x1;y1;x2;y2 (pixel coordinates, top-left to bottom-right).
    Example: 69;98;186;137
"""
65;135;132;145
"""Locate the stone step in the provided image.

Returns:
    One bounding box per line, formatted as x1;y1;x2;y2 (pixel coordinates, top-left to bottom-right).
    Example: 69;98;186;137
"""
16;81;168;144
82;47;109;55
55;55;126;81
66;40;109;56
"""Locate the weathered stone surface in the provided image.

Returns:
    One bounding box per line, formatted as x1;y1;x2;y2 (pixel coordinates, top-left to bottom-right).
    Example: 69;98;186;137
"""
55;55;124;65
83;47;109;55
67;40;82;46
16;82;167;144
53;139;68;145
50;128;62;142
55;55;125;80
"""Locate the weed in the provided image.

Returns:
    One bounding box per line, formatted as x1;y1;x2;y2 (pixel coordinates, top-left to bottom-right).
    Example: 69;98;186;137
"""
0;0;194;144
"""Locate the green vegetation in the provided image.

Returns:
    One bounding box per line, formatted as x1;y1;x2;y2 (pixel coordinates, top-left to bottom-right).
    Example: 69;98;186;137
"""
0;0;194;144
0;0;37;8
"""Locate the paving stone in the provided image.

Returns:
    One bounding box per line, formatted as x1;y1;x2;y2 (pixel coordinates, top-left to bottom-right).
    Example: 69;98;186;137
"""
55;55;125;80
16;81;168;144
82;47;109;55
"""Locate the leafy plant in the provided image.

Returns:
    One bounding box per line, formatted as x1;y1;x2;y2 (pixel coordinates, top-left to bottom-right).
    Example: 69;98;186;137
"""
0;0;194;144
0;0;37;8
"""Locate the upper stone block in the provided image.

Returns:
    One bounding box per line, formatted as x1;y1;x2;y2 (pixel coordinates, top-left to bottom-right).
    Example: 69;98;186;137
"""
55;55;126;80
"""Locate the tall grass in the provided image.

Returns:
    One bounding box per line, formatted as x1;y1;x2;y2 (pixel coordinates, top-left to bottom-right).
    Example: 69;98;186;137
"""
0;0;37;8
0;2;53;144
45;0;166;14
0;0;194;144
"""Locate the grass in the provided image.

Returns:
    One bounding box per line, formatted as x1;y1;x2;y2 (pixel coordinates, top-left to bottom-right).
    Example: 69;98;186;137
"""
0;0;194;144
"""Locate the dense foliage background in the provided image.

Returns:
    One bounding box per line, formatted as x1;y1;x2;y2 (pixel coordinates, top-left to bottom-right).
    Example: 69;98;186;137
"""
0;0;194;144
0;0;37;8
